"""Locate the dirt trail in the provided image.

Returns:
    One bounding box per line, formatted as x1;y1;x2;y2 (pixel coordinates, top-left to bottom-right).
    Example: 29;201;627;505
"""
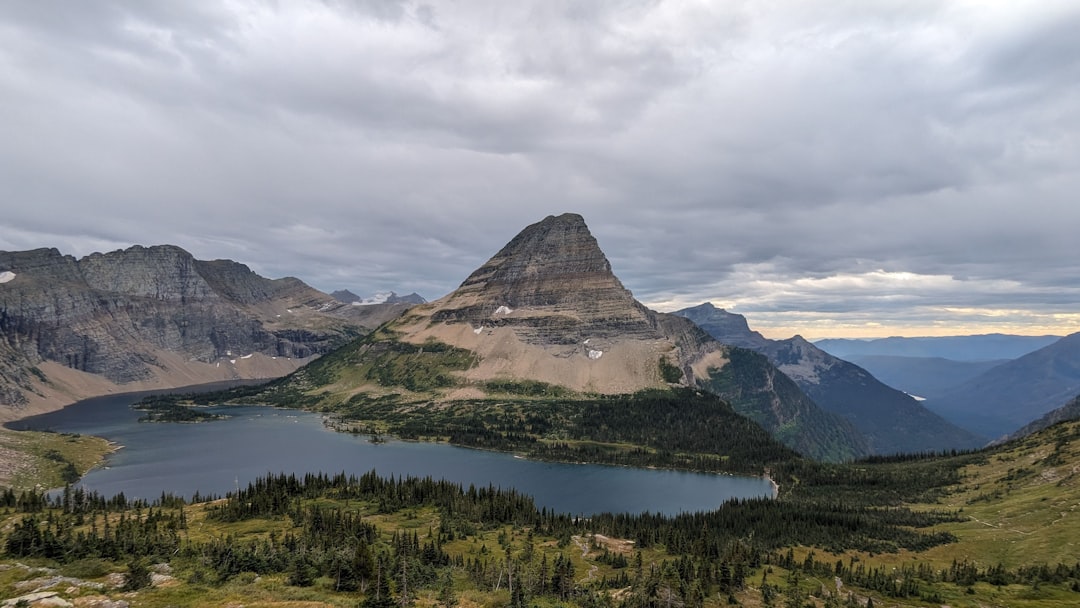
571;535;599;582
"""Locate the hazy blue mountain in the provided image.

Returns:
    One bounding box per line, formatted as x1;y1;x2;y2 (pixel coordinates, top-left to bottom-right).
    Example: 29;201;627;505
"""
1003;394;1080;443
675;303;985;454
816;334;1061;362
925;332;1080;439
849;355;1008;399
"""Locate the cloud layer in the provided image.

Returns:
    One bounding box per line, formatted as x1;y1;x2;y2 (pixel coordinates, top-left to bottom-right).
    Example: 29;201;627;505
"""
2;1;1078;338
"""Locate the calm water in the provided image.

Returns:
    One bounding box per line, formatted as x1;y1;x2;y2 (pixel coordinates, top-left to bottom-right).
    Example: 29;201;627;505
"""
8;387;774;515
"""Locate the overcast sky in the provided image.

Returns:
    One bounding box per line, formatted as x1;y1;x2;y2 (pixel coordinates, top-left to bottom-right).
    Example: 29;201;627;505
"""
2;1;1078;339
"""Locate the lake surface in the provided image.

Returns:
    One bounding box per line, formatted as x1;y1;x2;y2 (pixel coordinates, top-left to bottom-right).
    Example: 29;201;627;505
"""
9;387;774;516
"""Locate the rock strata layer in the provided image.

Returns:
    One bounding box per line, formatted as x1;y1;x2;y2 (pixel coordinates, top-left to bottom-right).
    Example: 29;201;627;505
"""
0;245;407;415
431;213;662;345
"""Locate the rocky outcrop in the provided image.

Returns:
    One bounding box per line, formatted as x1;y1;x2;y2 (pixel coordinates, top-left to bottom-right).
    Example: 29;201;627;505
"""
430;213;662;345
0;245;404;414
675;303;985;454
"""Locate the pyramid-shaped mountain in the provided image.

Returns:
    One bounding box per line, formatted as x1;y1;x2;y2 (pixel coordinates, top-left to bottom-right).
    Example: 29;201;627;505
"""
429;213;660;343
278;213;870;461
387;214;694;395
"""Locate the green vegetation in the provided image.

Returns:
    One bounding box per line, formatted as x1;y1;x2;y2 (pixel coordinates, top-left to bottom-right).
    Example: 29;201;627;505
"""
133;396;229;422
324;388;799;477
4;455;1080;608
0;470;967;608
0;427;112;492
482;379;571;398
659;358;684;384
703;347;870;462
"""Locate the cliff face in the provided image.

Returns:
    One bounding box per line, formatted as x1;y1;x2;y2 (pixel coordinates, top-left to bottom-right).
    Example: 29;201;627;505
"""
430;213;662;345
0;245;400;416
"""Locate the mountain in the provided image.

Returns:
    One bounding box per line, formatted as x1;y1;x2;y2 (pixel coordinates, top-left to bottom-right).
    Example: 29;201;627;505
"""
848;355;1007;399
675;303;985;454
269;213;869;461
925;332;1080;438
330;289;362;303
0;245;404;420
816;334;1061;361
331;290;427;305
1003;394;1080;442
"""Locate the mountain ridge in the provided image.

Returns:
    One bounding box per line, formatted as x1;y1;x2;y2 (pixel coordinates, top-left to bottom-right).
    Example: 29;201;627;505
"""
925;332;1080;438
0;245;406;420
675;302;985;454
816;334;1061;361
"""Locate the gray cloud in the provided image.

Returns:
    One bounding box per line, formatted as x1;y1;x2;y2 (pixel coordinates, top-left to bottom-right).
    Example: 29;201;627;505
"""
2;0;1079;338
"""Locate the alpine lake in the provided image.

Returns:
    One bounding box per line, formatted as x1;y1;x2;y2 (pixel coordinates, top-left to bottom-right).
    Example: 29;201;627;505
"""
8;384;775;516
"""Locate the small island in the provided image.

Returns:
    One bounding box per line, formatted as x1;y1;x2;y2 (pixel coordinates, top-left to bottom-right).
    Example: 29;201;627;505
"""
133;395;229;423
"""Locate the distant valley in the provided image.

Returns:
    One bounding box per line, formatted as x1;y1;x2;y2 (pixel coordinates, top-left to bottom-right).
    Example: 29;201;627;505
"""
844;355;1006;400
675;303;985;453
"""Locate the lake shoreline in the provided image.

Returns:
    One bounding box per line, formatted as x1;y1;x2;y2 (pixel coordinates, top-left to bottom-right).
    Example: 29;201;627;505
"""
14;387;778;514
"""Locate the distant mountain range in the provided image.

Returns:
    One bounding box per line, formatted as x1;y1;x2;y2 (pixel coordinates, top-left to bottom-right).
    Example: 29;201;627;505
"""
330;290;427;306
674;303;985;454
0;245;408;419
848;355;1007;400
816;334;1061;361
261;213;870;461
924;332;1080;438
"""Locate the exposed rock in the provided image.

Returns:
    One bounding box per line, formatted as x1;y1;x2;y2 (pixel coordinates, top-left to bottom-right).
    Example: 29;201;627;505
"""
431;213;662;346
331;289;362;303
0;245;408;416
1;591;71;607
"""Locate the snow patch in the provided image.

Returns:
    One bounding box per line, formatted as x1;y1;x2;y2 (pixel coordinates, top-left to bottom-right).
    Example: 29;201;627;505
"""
494;305;513;315
473;326;485;334
352;292;394;306
240;354;253;359
905;392;927;402
230;359;236;364
583;339;591;345
588;350;603;360
0;271;15;284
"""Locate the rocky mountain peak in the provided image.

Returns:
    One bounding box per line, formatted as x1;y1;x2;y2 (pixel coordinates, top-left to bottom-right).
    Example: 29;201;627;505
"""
455;213;624;304
79;244;213;300
429;213;660;344
673;303;769;350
